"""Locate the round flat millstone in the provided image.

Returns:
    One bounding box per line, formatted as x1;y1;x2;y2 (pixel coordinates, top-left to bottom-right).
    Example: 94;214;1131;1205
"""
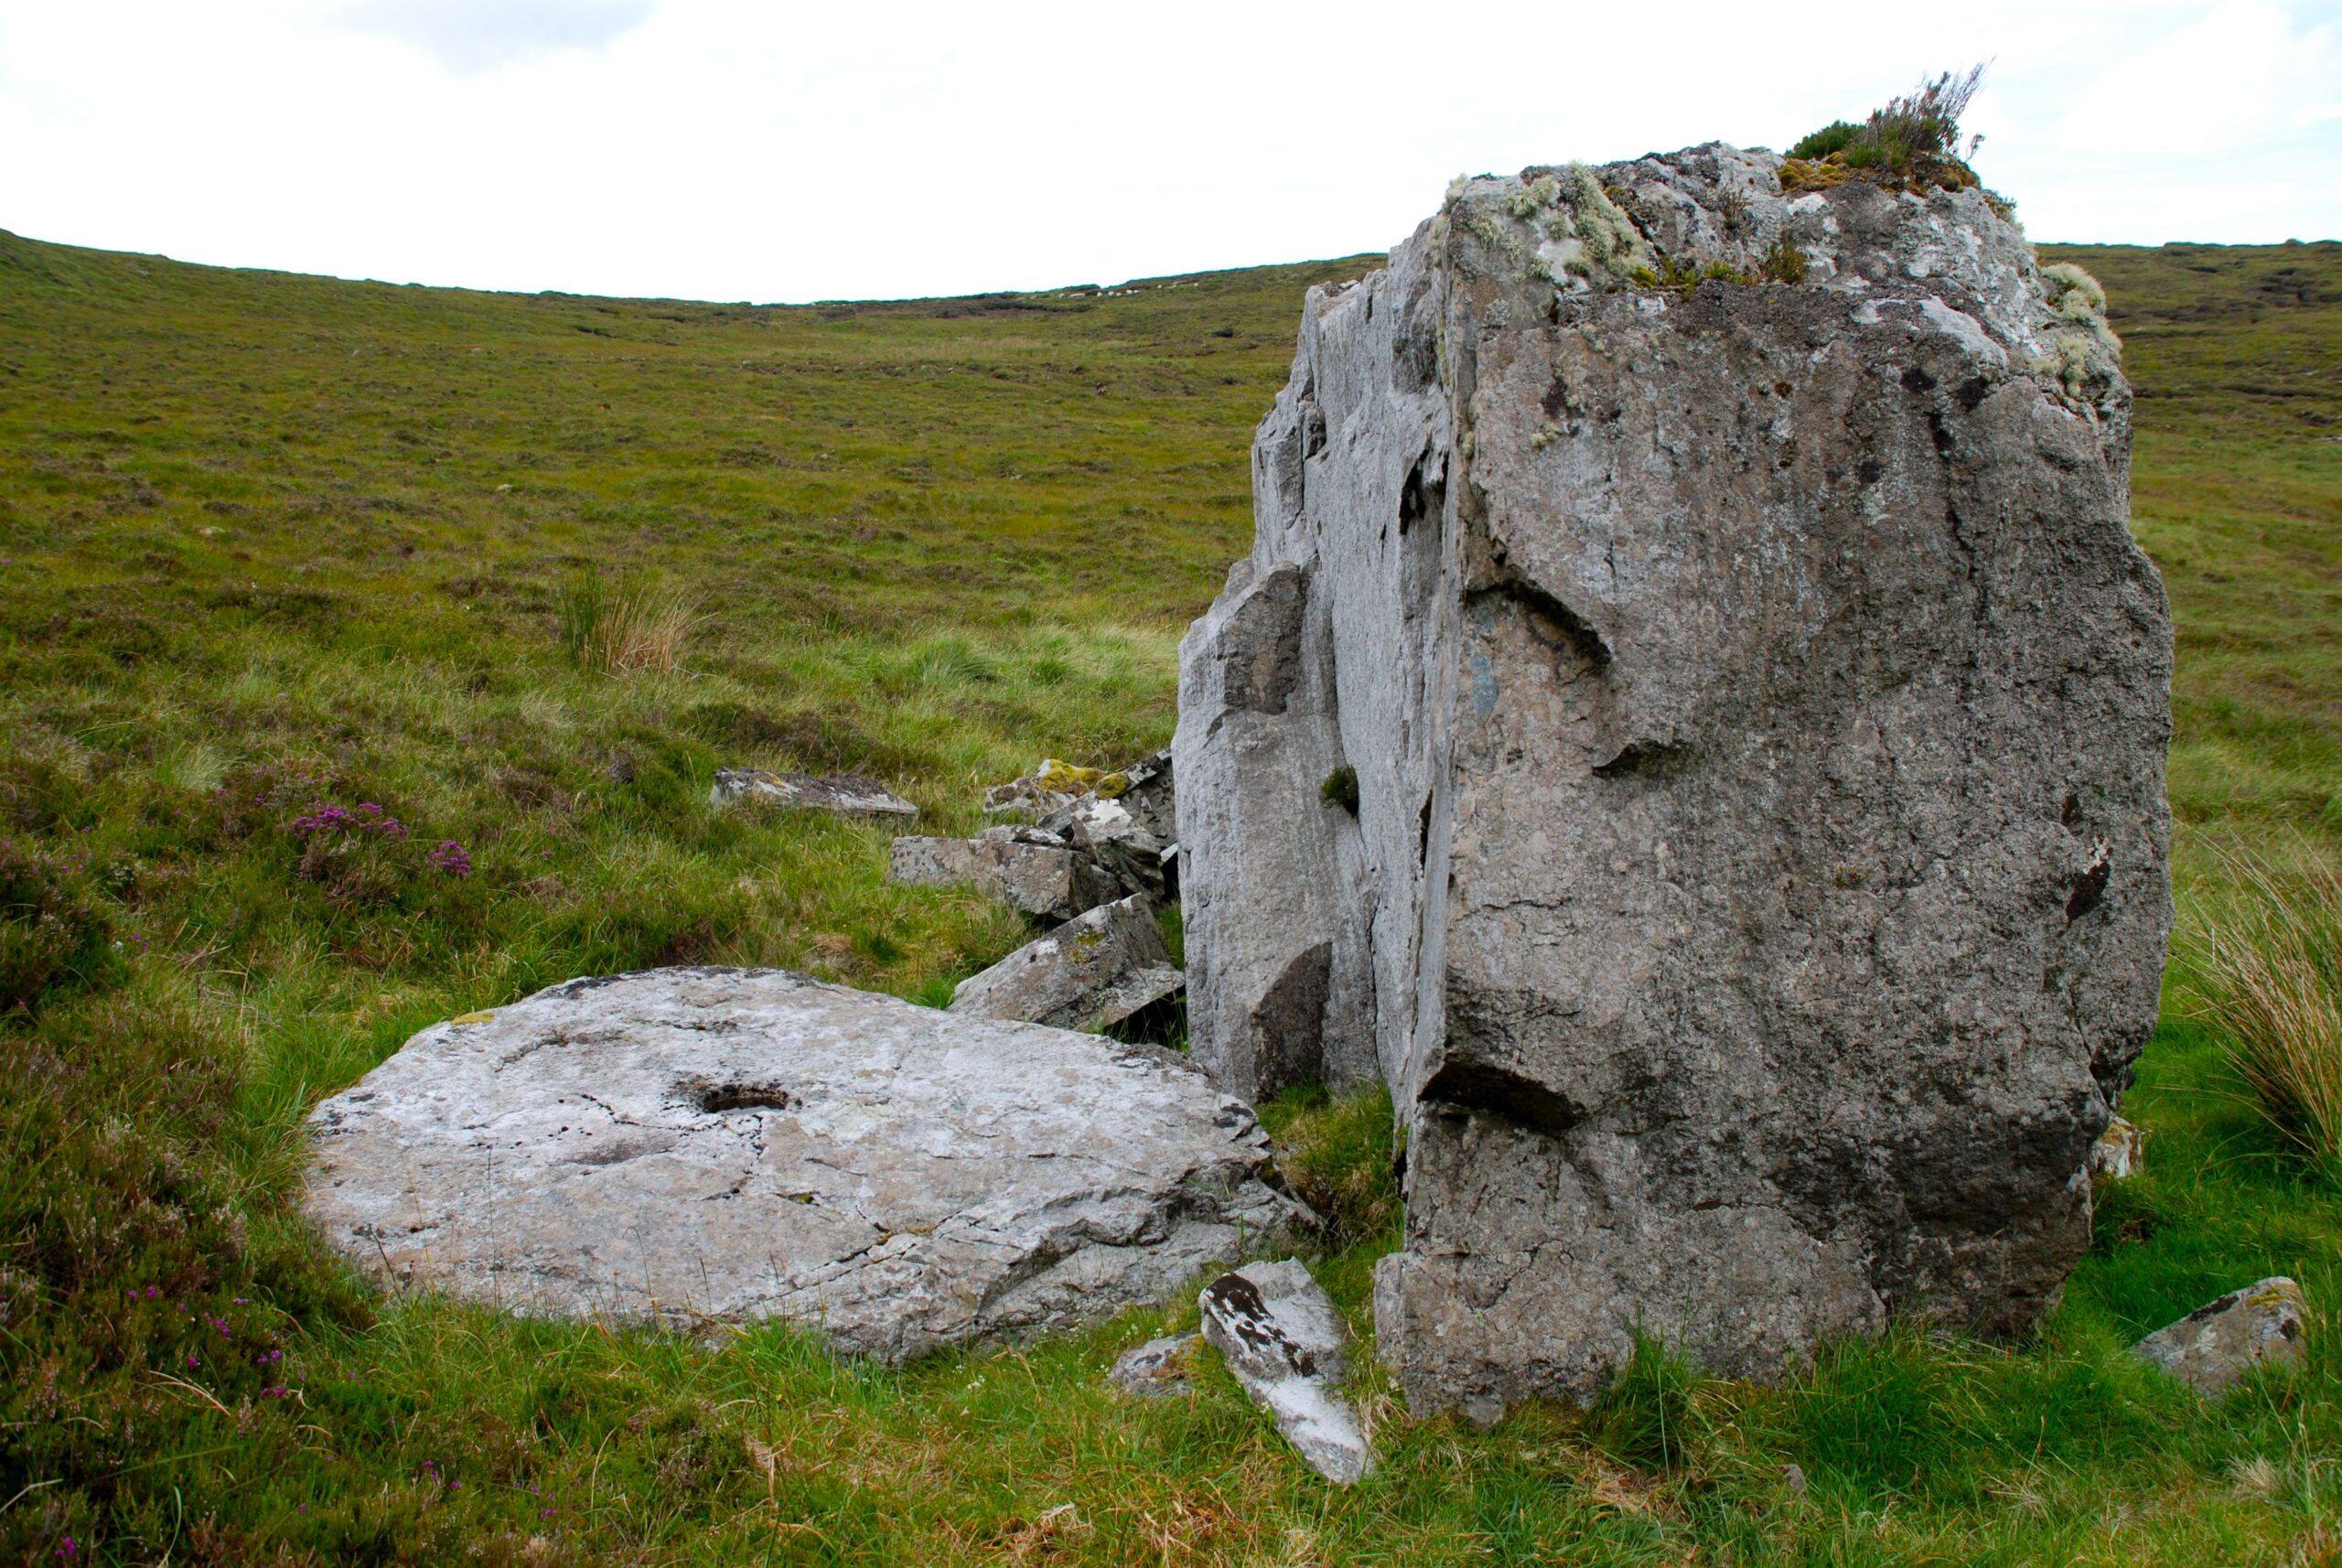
303;967;1305;1360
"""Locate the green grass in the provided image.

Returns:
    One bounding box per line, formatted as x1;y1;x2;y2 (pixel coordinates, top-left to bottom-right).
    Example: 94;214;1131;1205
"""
0;226;2337;1564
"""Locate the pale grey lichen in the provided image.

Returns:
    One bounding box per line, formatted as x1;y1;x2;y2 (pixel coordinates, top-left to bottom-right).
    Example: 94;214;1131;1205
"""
2040;262;2107;324
1505;174;1560;220
2029;260;2121;402
2027;330;2100;401
1558;164;1654;284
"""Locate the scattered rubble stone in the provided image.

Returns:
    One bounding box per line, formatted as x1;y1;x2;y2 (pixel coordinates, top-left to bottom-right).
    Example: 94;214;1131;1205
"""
2090;1117;2144;1180
1198;1260;1372;1484
2132;1277;2306;1397
949;895;1185;1033
886;832;1121;922
1109;1331;1202;1399
710;768;917;821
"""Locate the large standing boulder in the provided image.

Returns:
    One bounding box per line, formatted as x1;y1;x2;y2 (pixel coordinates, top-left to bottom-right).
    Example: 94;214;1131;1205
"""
1174;145;2173;1414
302;969;1306;1362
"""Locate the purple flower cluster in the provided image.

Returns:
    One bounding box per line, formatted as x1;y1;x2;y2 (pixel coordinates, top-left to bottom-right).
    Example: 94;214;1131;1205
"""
291;801;408;842
428;840;473;879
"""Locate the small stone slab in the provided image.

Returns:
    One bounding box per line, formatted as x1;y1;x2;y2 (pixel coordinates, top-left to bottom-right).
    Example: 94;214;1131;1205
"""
887;832;1118;922
711;768;917;822
302;968;1305;1363
983;758;1114;822
1109;1331;1201;1398
950;895;1185;1033
2090;1116;2143;1180
1199;1260;1373;1484
2132;1277;2306;1397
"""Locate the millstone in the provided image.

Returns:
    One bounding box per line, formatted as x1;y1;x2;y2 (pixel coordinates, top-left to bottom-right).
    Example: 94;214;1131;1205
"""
303;967;1306;1361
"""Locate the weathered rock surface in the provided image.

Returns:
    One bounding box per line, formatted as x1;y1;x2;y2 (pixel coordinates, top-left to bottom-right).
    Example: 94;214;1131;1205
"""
1176;145;2173;1413
2090;1117;2143;1180
1109;1331;1201;1398
1198;1260;1372;1483
949;895;1185;1033
711;768;917;822
2132;1277;2305;1396
302;968;1305;1362
893;752;1179;921
886;831;1120;922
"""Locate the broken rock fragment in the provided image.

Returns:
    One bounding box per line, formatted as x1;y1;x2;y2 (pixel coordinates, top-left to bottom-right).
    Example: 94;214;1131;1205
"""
2090;1117;2144;1180
710;768;917;822
886;829;1121;922
302;968;1305;1362
1198;1260;1373;1484
948;894;1184;1033
2132;1277;2306;1397
1109;1331;1201;1399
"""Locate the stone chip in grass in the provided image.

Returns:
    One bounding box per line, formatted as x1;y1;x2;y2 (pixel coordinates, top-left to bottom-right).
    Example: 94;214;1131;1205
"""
709;768;917;822
1199;1259;1373;1484
2132;1277;2306;1397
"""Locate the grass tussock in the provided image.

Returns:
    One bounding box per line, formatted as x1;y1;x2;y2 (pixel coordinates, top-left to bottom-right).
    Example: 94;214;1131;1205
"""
556;565;698;673
2184;842;2342;1170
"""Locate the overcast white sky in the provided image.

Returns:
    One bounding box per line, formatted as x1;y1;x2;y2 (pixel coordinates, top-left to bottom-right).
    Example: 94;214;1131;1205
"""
4;1;2337;304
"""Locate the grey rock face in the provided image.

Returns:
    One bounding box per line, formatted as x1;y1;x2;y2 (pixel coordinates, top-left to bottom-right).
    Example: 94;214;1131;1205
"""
949;894;1185;1033
1177;145;2173;1413
886;832;1120;922
711;768;918;822
2132;1278;2305;1397
302;969;1305;1362
1109;1331;1201;1398
1198;1261;1373;1484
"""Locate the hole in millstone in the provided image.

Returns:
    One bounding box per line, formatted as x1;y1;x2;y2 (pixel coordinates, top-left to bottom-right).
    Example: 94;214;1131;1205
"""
683;1079;798;1113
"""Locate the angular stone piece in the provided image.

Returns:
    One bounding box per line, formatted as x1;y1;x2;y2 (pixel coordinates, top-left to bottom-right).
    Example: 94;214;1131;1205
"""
1109;1331;1201;1398
983;758;1108;822
2090;1117;2143;1180
949;895;1185;1033
1177;144;2174;1415
1103;749;1179;844
711;768;917;822
886;833;1119;922
1198;1260;1373;1484
2132;1277;2306;1397
301;968;1305;1363
1044;793;1175;906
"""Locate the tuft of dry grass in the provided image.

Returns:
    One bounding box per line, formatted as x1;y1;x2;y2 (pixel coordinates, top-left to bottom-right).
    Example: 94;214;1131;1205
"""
2185;842;2342;1168
557;566;698;674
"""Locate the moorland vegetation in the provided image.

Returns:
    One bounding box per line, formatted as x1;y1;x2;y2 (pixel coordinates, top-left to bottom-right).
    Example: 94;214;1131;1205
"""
0;222;2337;1564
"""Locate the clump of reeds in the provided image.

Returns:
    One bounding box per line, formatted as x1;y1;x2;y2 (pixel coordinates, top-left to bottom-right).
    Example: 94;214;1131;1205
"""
556;566;697;674
2184;842;2342;1170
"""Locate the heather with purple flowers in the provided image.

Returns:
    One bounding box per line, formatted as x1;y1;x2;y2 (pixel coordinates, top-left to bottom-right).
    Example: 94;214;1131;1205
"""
270;791;477;910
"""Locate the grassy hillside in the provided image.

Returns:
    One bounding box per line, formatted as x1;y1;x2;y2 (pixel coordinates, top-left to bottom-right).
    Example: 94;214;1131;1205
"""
0;227;2337;1565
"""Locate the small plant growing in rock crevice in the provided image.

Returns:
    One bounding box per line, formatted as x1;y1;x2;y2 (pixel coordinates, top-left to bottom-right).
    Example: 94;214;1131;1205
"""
1321;764;1359;814
1780;65;1990;196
